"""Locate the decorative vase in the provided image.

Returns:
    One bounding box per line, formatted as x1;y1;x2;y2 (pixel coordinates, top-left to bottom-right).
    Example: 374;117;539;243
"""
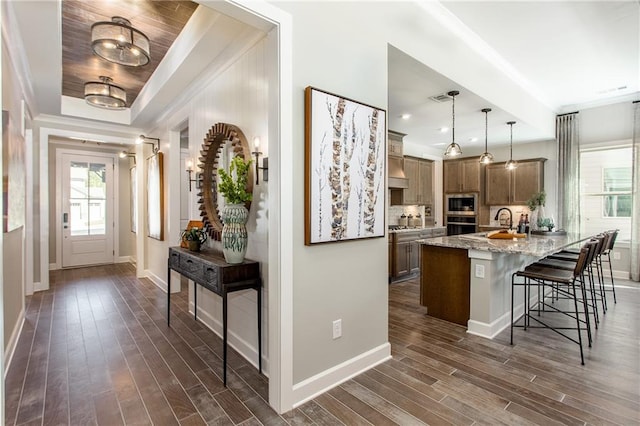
221;203;249;264
187;240;201;252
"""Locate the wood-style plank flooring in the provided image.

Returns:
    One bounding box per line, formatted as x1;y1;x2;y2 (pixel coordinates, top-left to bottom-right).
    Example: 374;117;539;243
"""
5;263;640;425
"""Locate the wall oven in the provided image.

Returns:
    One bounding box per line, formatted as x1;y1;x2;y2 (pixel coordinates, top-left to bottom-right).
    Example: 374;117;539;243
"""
445;193;478;235
445;193;478;216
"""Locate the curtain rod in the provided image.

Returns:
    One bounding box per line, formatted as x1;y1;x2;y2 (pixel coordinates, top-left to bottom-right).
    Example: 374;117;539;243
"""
557;111;579;117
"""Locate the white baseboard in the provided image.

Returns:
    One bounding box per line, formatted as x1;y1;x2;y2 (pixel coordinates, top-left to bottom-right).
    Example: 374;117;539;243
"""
116;256;134;264
4;308;25;378
145;269;167;292
33;281;47;292
49;262;58;271
291;343;392;409
189;301;268;376
467;289;545;339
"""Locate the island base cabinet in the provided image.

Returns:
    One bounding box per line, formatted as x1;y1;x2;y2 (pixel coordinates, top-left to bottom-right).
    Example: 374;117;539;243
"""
420;245;470;326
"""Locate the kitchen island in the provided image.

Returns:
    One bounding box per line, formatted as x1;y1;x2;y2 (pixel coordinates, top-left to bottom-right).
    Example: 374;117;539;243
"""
418;232;586;338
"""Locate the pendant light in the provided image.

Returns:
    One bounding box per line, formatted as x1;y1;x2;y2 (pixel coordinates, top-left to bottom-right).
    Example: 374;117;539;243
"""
479;108;494;164
505;121;518;170
443;90;462;157
91;17;150;67
84;76;126;110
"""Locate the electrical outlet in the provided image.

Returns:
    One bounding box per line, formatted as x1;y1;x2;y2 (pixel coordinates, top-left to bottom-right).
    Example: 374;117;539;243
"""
332;319;342;339
475;264;485;278
613;251;621;260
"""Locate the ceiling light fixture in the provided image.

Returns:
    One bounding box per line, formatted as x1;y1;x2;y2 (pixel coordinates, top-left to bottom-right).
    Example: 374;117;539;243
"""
84;76;126;110
401;113;411;120
443;90;462;157
505;121;518;170
91;16;150;67
479;108;494;165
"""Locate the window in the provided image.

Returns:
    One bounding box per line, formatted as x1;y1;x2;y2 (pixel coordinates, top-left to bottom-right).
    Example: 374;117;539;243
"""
580;147;632;240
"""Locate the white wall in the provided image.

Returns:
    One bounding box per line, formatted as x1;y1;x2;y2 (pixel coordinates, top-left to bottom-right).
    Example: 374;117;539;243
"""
148;36;270;370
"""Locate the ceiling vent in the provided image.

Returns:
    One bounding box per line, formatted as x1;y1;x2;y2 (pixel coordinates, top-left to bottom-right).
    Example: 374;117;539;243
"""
429;93;453;103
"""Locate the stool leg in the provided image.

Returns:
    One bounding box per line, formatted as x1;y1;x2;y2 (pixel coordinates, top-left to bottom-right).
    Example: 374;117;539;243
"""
579;272;592;347
571;277;585;365
511;273;515;345
606;252;617;303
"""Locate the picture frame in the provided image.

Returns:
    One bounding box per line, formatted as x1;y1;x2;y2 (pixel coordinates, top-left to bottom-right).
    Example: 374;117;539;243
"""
130;165;137;234
146;152;164;240
304;86;386;245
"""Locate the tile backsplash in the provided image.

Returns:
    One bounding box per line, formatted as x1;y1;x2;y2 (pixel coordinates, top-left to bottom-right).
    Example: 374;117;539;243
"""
389;205;428;227
488;205;531;227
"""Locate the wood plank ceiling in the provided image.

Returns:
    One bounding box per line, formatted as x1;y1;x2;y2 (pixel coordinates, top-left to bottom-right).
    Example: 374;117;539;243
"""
62;0;198;107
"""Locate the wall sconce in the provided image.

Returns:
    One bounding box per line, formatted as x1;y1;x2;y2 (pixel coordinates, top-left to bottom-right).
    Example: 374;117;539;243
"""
135;135;159;153
185;158;201;192
119;151;136;164
251;137;269;184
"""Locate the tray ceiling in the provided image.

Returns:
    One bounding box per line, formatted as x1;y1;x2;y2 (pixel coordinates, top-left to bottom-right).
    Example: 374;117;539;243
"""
61;0;198;108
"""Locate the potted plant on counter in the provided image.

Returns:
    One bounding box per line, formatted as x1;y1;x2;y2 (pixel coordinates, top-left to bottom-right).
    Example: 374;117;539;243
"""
218;155;253;264
181;226;208;252
526;191;554;232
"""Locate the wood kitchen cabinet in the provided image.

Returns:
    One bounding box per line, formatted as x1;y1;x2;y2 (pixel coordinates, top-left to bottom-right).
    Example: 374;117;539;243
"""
390;157;433;205
443;157;481;193
485;158;546;205
390;228;446;281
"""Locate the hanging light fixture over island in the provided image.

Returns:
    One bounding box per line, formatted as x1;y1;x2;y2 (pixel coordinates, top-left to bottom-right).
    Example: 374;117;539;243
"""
443;90;462;157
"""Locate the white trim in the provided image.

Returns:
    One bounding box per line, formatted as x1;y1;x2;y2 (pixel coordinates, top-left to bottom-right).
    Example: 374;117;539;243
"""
24;129;34;296
189;300;269;375
467;288;546;339
33;282;47;292
144;269;167;293
49;263;58;271
291;344;392;409
4;308;25;377
116;256;133;264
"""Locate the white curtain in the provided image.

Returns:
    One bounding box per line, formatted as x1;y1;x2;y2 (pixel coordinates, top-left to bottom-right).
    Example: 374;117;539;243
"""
556;113;580;234
631;101;640;281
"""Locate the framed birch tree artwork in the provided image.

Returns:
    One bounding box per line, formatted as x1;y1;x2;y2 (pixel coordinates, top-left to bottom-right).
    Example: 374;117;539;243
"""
304;86;386;245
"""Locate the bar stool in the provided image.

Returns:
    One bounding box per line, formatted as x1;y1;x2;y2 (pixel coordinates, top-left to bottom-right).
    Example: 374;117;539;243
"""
549;233;609;314
546;236;605;323
511;244;591;365
602;229;619;304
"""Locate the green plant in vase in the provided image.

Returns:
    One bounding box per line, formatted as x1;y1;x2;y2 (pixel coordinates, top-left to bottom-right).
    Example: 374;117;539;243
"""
218;156;253;204
526;191;553;231
218;156;253;264
181;227;207;251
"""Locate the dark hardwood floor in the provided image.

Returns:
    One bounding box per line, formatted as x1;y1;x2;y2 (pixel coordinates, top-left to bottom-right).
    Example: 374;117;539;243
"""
5;263;640;425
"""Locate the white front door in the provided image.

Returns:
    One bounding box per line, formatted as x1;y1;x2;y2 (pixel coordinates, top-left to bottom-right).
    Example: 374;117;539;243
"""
61;153;114;268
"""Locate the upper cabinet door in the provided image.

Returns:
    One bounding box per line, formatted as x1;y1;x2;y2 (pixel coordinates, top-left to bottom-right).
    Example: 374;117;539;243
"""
403;157;420;204
512;160;545;204
444;158;481;193
485;164;511;205
419;160;433;205
485;159;546;205
461;160;481;193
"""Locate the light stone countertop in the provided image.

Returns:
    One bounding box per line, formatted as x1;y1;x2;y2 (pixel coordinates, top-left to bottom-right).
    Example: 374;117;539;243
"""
417;232;588;257
389;226;446;234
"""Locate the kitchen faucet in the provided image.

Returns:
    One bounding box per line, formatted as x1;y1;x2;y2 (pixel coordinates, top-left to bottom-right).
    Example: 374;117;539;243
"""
494;207;513;229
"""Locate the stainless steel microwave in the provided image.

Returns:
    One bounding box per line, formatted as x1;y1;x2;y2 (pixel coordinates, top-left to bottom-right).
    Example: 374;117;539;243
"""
445;193;478;216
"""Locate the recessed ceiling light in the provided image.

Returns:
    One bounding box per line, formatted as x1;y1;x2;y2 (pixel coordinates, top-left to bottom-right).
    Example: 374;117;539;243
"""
434;142;447;146
469;137;478;142
401;113;411;120
440;127;449;133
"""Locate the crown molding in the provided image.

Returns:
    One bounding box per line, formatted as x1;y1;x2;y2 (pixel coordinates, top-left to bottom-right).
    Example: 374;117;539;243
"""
557;92;640;114
34;113;143;138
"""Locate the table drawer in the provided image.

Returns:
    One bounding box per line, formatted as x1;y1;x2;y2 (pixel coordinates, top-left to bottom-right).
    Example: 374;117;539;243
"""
179;255;203;282
202;265;221;295
169;250;180;268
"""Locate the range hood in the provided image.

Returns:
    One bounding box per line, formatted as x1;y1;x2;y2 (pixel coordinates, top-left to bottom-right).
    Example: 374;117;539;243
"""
388;157;409;189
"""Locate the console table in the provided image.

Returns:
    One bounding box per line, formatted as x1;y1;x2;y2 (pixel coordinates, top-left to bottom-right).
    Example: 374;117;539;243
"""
167;247;261;385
